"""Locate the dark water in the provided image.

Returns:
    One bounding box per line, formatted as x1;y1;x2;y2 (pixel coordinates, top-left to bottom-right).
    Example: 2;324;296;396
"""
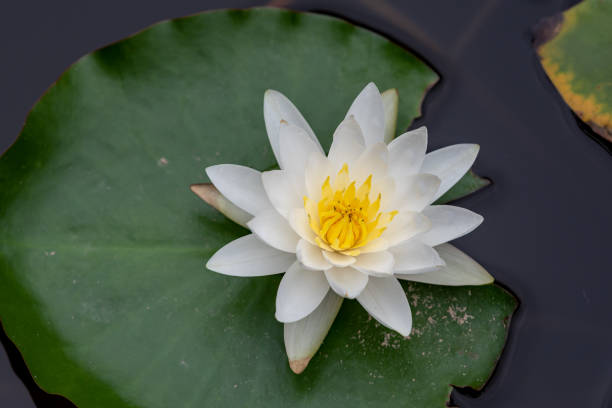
1;0;611;407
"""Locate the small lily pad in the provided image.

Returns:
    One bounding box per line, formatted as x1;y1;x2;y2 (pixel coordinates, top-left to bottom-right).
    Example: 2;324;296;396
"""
0;8;515;407
535;0;612;142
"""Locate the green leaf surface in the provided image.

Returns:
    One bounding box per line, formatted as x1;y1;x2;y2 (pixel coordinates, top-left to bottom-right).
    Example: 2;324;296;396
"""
536;0;612;141
435;170;491;205
0;8;515;408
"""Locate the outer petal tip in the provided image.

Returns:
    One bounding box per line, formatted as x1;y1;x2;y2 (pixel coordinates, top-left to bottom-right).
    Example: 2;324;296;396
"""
414;125;428;136
347;82;385;146
397;244;493;286
263;89;283;101
289;357;311;374
473;268;494;285
275;308;304;324
206;234;295;277
471;144;481;157
203;164;216;179
275;311;290;323
421;143;481;202
283;291;343;374
396;324;412;338
466;143;480;158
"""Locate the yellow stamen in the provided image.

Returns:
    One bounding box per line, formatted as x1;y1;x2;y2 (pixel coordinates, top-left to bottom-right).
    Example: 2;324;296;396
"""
304;163;398;252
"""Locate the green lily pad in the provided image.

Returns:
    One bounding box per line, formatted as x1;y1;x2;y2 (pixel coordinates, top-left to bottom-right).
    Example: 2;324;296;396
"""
536;0;612;142
0;8;515;408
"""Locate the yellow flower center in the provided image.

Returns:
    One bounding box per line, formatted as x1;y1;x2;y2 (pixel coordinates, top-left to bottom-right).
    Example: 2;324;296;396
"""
304;164;397;256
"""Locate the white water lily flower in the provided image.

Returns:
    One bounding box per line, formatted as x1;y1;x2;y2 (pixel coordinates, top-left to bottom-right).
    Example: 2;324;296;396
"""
205;82;493;372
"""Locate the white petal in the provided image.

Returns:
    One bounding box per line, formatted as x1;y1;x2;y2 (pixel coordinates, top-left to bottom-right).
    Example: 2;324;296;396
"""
296;240;332;271
284;290;343;374
387;127;427;178
276;262;330;323
353;142;388;182
374;176;396;212
328;117;366;168
247;209;300;253
261;170;301;218
382;211;431;247
419;205;484;247
394;173;441;212
206;164;271;216
264;89;321;167
381;88;399;144
288;209;317;244
305;153;334;200
356;276;412;336
389;239;445;273
358;237;390;254
325;267;368;298
190;183;251;228
206;234;295;276
353;251;395;276
420;144;479;202
322;250;356;267
346;82;385;146
279;122;325;182
396;243;493;285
